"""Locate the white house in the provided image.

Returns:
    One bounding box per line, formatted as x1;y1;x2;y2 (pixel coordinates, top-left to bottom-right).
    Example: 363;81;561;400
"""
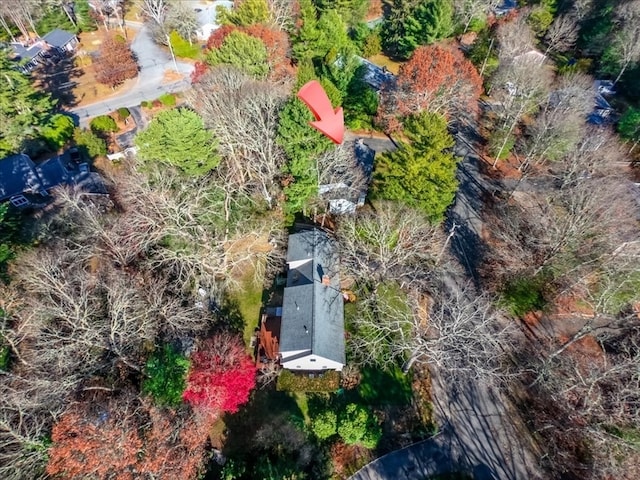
279;229;345;371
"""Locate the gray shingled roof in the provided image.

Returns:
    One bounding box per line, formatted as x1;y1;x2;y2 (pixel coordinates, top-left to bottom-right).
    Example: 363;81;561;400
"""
280;230;346;366
0;154;42;201
10;42;43;61
42;29;76;48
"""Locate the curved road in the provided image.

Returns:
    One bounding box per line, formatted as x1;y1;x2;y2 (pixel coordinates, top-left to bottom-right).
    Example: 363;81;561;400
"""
69;21;194;123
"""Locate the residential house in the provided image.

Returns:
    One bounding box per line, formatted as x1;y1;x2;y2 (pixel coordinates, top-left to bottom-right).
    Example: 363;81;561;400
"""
355;55;396;91
318;140;375;215
0;154;45;206
10;41;45;73
42;29;78;53
0;152;105;207
279;229;345;371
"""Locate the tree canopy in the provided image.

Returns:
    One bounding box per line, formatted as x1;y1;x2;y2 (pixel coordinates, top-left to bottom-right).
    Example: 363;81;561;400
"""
377;44;482;131
205;30;270;78
374;112;459;223
135;108;219;176
0;48;55;156
382;0;454;59
94;34;139;88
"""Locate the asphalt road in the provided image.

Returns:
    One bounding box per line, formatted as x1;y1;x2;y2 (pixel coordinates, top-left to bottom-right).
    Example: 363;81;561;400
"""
349;128;544;480
69;22;193;123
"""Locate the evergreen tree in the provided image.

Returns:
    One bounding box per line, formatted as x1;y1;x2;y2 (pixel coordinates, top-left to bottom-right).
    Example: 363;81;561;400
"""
382;0;454;59
135;108;219;176
0;49;55;156
75;0;98;32
217;0;269;27
374;112;459;223
205;30;269;78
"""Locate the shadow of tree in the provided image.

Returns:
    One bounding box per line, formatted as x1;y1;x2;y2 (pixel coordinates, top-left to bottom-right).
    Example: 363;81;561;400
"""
34;54;82;108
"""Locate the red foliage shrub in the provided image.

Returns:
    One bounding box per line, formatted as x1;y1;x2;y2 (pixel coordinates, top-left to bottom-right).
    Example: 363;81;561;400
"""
206;25;236;50
183;334;256;414
191;61;209;83
376;44;483;132
243;24;294;80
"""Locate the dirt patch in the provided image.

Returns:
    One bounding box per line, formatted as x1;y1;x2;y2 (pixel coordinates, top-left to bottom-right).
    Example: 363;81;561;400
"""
162;69;186;84
366;0;383;21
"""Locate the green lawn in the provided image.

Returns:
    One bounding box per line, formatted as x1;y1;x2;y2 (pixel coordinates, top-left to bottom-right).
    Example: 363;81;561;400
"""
291;391;311;425
357;365;413;406
230;267;264;350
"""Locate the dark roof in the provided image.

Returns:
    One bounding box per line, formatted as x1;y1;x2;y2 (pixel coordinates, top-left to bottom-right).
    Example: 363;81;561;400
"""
10;42;43;61
0;154;42;201
35;157;71;190
356;56;396;91
42;29;76;48
280;229;345;365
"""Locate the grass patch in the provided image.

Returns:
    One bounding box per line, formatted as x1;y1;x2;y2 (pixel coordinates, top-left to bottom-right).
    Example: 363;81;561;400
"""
367;53;403;74
290;391;311;425
0;345;9;370
604;424;640;447
277;370;341;392
501;275;547;317
229;268;263;350
357;365;413;406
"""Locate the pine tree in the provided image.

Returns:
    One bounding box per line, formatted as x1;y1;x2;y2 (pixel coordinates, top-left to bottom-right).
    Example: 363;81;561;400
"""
205;30;269;78
374;112;459;223
0;49;55;156
135;108;219;176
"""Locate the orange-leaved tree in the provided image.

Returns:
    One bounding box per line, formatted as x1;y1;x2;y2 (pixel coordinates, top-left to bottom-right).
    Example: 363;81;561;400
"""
377;44;482;132
183;333;257;414
46;393;212;480
94;33;139;88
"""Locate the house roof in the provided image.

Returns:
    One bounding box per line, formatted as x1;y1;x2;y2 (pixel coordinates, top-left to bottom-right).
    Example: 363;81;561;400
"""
355;56;396;91
280;229;345;366
35;157;71;190
0;154;42;201
42;29;75;48
10;42;43;61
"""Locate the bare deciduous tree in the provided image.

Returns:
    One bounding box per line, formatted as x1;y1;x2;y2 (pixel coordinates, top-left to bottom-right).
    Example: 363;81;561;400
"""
336;202;446;288
516;72;593;169
544;13;579;55
348;280;514;381
453;0;501;33
188;67;289;207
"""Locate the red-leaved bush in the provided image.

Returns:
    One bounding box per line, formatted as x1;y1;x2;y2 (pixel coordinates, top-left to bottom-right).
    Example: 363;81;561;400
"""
183;334;256;414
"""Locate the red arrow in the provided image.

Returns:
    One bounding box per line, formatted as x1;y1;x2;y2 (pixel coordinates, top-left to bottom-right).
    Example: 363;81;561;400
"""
297;80;344;144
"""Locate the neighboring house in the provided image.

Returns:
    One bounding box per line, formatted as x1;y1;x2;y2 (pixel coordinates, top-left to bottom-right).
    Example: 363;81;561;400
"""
494;0;517;16
588;94;616;125
10;41;45;73
42;29;78;53
193;0;234;41
0;152;105;207
0;154;45;205
355;55;396;91
279;229;345;371
319;140;375;215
